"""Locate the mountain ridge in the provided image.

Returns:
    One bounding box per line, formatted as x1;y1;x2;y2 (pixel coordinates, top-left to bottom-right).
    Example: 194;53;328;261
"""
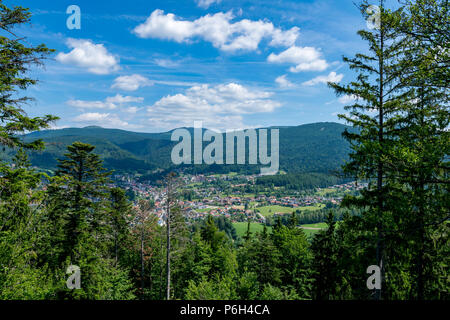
2;122;353;175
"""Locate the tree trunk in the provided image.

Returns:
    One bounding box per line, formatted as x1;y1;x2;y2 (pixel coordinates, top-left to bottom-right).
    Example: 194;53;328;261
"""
141;228;145;300
376;1;385;300
166;182;171;300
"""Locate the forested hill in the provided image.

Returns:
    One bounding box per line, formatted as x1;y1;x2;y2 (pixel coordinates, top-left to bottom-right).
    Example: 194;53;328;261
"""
4;122;352;175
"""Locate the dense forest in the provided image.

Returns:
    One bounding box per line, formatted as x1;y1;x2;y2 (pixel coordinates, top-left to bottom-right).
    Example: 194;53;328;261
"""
256;172;349;190
0;0;448;300
0;122;353;176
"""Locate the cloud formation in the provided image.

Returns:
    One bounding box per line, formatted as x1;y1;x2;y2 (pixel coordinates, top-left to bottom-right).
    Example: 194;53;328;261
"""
56;38;120;74
268;46;328;72
147;83;280;130
73;112;143;130
275;75;295;88
196;0;221;9
67;94;144;110
111;74;153;91
133;10;299;52
302;71;343;86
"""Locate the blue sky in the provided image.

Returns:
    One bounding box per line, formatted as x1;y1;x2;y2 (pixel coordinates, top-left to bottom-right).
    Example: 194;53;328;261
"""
7;0;370;132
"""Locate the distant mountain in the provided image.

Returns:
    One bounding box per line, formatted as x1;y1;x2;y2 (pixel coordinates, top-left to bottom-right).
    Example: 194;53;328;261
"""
1;122;353;175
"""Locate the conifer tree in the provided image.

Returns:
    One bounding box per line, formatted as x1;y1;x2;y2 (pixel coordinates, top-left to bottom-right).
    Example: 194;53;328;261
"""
328;0;408;299
108;187;133;266
389;0;449;299
0;2;58;150
0;149;54;298
311;212;338;299
45;142;132;299
50;142;111;261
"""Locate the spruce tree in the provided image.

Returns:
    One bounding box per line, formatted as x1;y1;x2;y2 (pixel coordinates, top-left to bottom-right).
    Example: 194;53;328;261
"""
311;212;338;299
0;149;54;298
45;142;124;299
389;0;449;299
328;0;408;299
108;187;133;266
0;2;58;150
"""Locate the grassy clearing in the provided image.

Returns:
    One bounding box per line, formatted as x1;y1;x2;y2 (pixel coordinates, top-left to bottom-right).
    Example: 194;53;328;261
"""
315;188;335;196
242;193;256;198
301;228;320;238
300;222;327;229
257;203;325;217
257;205;294;217
233;222;272;237
295;203;326;212
196;208;214;213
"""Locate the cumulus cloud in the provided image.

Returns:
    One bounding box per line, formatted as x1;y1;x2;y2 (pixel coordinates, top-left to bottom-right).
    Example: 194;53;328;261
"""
196;0;221;9
56;38;120;74
133;10;299;52
302;71;343;86
74;112;110;122
147;82;281;130
73;112;143;130
67;94;144;110
111;74;153;91
275;75;294;88
268;46;328;72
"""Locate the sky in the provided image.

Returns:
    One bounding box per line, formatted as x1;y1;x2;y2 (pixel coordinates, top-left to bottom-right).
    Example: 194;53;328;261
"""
6;0;371;132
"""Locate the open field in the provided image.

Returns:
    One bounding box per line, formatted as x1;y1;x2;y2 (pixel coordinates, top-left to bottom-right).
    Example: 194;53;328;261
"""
315;188;335;196
257;203;325;217
300;222;327;229
257;205;294;217
233;221;327;239
299;222;327;237
196;207;214;213
295;203;326;212
233;222;272;237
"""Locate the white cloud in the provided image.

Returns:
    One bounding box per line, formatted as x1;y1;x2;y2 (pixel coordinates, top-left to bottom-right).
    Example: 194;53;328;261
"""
111;74;153;91
302;71;343;86
124;106;142;114
48;124;70;130
106;94;144;104
154;58;180;68
147;82;281;130
74;112;110;122
67;94;143;110
133;10;299;52
338;94;359;104
56;38;120;74
73;112;143;130
275;75;294;88
67;99;117;110
268;46;328;72
196;0;221;9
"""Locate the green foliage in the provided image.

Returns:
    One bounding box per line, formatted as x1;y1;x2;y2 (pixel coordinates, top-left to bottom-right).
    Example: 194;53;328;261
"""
185;275;238;300
0;0;448;301
0;2;58;149
257;172;349;190
238;230;282;289
3;122;353;176
271;222;312;298
311;212;339;299
259;284;301;300
0;149;54;299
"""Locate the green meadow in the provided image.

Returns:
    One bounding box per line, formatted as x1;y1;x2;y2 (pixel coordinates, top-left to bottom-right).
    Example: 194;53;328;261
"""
233;222;272;237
